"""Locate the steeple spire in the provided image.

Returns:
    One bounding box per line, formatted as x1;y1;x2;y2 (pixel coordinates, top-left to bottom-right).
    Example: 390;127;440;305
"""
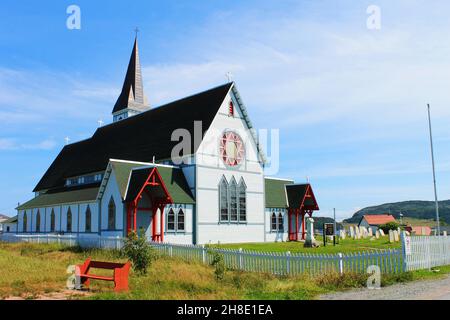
112;35;150;122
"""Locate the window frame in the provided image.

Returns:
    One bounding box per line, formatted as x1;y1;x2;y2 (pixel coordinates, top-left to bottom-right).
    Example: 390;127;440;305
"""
166;207;186;234
85;205;92;233
270;209;285;233
108;197;116;230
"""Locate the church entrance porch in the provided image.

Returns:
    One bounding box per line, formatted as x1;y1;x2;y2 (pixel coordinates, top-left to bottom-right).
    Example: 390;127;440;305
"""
124;167;173;242
286;184;319;242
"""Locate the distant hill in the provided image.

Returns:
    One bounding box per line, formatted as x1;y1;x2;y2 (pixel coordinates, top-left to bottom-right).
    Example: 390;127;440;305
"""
313;217;343;230
344;200;450;224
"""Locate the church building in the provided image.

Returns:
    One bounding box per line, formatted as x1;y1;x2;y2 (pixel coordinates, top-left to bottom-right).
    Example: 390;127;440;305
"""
15;38;319;245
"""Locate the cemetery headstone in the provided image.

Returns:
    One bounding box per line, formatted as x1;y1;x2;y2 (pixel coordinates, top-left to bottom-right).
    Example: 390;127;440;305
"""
379;229;385;237
389;230;394;243
375;230;380;239
393;230;399;242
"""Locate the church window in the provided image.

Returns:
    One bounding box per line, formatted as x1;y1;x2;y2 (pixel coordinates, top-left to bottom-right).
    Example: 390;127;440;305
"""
229;178;238;222
229;101;234;116
278;213;284;231
219;177;229;222
23;211;28;232
238;179;247;223
67;208;72;232
177;209;185;231
85;206;92;232
36;210;41;232
271;212;277;232
108;197;116;230
50;209;55;232
167;209;175;231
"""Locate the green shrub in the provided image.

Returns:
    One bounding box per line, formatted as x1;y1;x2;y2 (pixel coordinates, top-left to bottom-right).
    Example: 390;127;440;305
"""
379;222;400;234
209;250;226;281
121;230;156;275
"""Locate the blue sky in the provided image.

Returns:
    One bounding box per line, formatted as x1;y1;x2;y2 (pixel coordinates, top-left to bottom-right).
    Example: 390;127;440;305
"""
1;0;449;220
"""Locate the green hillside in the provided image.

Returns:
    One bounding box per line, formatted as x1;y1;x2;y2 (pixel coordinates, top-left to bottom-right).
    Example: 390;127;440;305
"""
344;200;450;224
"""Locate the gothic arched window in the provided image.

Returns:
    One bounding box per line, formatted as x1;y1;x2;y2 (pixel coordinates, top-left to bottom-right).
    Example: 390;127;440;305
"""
67;208;72;232
23;211;28;232
85;206;92;233
278;213;284;232
271;212;277;232
238;179;247;222
219;177;229;222
229;178;238;222
108;197;116;230
50;209;55;232
167;208;175;231
36;210;41;232
177;209;185;231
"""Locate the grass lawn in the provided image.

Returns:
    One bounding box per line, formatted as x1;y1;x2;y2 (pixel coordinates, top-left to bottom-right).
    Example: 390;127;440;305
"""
216;236;401;254
0;241;448;300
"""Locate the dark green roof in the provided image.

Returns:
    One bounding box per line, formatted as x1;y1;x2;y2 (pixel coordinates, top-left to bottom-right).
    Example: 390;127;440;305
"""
264;178;293;208
2;215;18;223
111;161;195;204
17;187;99;210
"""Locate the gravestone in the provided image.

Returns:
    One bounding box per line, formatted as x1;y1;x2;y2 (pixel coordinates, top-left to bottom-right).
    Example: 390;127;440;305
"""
340;230;346;240
349;226;355;238
389;230;394;243
304;218;320;248
393;230;399;242
375;230;380;239
368;228;373;237
379;229;385;237
443;231;448;237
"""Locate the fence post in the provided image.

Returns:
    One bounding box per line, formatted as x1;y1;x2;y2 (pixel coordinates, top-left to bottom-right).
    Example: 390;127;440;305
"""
202;245;206;264
239;248;243;270
286;251;291;275
400;231;408;272
338;253;344;275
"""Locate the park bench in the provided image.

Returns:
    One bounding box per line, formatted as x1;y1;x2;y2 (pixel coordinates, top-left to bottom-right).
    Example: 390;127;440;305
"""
76;257;131;292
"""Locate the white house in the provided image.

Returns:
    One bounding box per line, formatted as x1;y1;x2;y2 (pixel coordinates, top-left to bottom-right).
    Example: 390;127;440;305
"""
0;215;17;233
14;38;319;245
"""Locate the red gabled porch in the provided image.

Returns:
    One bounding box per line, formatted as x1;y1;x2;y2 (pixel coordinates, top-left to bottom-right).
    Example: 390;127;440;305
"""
286;184;319;241
125;167;173;242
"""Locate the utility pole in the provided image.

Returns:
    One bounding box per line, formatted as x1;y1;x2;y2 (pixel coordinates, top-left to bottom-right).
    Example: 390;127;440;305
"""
333;208;337;246
427;104;440;235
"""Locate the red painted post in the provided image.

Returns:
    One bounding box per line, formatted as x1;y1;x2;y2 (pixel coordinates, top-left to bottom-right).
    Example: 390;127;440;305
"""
133;204;137;233
160;205;164;243
301;211;306;240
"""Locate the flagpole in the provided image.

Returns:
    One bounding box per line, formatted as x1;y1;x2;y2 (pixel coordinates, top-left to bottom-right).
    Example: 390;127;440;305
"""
427;104;440;235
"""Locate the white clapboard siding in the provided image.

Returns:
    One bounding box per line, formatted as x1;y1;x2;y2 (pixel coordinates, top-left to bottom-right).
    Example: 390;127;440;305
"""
403;234;450;271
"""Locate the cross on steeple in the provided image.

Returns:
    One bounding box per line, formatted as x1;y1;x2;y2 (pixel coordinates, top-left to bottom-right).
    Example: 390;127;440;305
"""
226;71;233;82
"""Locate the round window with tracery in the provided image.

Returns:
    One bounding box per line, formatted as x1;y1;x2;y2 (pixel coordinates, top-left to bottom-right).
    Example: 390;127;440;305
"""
220;131;245;167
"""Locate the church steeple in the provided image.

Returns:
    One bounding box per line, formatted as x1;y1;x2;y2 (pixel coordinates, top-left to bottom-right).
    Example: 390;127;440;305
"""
112;36;150;122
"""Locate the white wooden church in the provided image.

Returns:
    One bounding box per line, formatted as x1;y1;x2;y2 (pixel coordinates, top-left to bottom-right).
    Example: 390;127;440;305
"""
14;38;319;245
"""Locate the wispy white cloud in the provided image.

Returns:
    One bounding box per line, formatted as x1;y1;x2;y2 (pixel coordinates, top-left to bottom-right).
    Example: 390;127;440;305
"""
0;138;57;151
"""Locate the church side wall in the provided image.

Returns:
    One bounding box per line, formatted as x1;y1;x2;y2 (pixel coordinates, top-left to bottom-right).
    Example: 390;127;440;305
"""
100;170;124;237
163;204;194;244
264;208;289;242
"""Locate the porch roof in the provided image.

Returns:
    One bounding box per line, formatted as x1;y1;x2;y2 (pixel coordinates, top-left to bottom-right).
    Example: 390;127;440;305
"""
111;160;195;204
285;184;319;210
264;177;293;208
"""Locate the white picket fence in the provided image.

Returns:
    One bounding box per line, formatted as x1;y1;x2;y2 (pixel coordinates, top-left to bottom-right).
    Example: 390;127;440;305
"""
150;242;403;275
3;233;450;275
0;233;124;250
402;234;450;271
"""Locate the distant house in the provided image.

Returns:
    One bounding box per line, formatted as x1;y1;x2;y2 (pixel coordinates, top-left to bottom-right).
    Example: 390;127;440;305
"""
405;226;432;236
0;215;17;233
359;214;396;233
0;214;10;232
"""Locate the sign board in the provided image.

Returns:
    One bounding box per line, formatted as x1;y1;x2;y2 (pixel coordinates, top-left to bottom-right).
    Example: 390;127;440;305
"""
404;236;412;256
324;223;334;236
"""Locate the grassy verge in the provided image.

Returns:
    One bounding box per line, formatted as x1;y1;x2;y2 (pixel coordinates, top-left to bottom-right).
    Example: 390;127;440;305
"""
215;237;401;254
0;242;448;300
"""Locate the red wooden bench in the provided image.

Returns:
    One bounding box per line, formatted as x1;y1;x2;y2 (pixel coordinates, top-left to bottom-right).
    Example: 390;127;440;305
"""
76;257;131;292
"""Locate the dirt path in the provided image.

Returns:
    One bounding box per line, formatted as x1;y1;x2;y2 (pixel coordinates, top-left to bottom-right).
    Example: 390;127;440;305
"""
320;275;450;300
4;289;91;300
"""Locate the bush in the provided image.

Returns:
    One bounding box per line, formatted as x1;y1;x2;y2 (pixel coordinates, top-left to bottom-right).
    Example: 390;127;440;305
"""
121;230;156;275
209;250;226;281
379;222;400;234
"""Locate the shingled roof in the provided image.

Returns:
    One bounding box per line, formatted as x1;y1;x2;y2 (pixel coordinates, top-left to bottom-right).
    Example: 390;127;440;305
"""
34;83;234;192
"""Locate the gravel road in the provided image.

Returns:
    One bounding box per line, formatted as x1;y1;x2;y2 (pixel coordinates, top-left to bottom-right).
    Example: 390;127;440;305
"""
319;275;450;300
